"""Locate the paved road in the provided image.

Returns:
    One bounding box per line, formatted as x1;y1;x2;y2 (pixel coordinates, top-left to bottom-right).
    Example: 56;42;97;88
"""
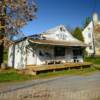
0;72;100;100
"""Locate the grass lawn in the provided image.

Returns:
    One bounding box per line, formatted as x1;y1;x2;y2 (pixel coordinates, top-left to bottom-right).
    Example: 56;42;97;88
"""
0;66;99;83
84;57;100;65
0;70;33;83
36;66;100;78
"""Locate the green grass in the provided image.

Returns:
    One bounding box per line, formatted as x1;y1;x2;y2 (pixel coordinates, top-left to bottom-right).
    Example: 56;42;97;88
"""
0;70;33;83
0;66;99;83
36;66;99;78
84;57;100;65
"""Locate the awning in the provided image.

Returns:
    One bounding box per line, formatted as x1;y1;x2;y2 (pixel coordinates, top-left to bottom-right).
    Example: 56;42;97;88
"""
29;39;87;47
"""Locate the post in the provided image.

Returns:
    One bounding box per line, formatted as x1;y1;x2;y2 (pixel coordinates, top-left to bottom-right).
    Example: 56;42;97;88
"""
0;1;6;66
0;38;4;66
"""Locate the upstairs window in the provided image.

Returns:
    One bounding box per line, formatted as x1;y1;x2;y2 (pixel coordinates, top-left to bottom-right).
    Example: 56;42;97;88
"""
88;33;91;38
56;33;67;40
60;27;65;32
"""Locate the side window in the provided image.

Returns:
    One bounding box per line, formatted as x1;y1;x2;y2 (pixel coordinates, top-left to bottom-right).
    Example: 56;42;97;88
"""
39;50;44;56
88;33;91;38
89;46;92;49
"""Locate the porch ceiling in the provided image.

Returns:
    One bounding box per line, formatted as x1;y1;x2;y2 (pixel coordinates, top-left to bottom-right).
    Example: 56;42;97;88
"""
29;39;87;47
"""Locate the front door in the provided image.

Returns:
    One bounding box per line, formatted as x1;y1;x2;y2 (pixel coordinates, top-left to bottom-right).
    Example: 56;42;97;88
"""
73;47;82;62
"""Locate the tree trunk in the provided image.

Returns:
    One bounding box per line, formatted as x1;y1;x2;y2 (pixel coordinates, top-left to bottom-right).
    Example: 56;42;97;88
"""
0;38;4;66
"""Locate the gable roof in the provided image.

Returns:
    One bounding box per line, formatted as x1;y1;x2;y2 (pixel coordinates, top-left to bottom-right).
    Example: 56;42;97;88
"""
82;21;93;34
12;25;86;47
41;25;84;42
41;25;67;35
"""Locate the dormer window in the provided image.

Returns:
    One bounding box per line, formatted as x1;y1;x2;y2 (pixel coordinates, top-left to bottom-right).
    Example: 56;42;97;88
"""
60;27;63;31
60;27;65;32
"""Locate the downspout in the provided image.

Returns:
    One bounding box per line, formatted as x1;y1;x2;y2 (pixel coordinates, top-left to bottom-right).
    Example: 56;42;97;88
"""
91;0;96;56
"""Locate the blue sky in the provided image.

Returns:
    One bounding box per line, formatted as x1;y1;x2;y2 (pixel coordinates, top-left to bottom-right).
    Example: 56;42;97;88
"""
21;0;100;36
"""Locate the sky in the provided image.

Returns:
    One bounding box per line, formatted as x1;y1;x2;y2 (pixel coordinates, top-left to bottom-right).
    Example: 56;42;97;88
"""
21;0;100;36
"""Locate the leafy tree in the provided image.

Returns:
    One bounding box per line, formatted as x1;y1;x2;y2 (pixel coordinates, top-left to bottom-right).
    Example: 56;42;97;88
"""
73;27;84;41
83;17;91;28
0;0;37;65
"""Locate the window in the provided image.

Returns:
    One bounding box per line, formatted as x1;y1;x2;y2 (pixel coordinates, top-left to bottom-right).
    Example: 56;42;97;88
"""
88;27;90;30
73;48;82;56
54;47;65;57
89;46;92;49
56;33;67;40
88;33;91;38
39;51;44;56
60;27;65;32
60;27;63;31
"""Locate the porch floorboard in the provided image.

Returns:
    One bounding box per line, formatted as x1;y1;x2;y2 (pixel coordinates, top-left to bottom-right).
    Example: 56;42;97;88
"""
26;62;92;72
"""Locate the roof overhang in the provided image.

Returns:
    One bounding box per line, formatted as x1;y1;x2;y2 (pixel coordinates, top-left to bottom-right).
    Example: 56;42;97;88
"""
29;39;87;47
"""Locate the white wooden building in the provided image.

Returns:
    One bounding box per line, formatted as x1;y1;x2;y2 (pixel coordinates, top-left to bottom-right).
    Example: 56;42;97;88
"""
82;13;100;56
8;25;86;69
82;21;95;56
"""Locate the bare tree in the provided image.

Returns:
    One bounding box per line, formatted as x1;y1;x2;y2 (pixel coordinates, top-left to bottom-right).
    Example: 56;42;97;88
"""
0;0;37;65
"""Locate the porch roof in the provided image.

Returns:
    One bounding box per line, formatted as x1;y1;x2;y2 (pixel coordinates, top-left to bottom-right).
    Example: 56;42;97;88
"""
29;39;87;47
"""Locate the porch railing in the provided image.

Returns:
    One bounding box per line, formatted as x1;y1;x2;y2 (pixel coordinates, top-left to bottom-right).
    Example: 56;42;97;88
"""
44;56;82;65
45;56;65;65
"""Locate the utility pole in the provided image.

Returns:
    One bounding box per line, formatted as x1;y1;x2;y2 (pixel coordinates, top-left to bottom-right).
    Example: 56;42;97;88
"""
91;0;97;56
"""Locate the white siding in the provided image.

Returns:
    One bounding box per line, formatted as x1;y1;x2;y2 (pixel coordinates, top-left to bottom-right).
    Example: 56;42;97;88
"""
42;25;80;42
77;56;83;62
8;45;14;67
14;40;27;69
82;21;95;55
26;47;37;65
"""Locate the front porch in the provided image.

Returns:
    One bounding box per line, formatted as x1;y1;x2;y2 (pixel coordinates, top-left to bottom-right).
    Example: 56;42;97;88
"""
26;62;92;75
28;39;86;65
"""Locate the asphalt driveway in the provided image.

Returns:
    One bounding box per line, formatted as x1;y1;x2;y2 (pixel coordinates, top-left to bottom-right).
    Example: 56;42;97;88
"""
0;72;100;100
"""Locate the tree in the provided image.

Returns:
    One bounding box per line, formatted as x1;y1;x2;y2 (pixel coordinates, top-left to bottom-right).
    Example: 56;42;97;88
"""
83;17;91;28
0;0;37;65
73;27;84;41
